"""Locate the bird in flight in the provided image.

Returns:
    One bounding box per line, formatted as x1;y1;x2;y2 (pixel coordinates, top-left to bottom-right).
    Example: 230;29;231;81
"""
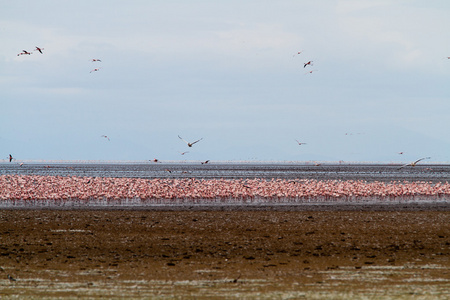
201;160;210;165
17;50;32;56
398;157;431;170
178;151;189;155
304;61;313;68
305;70;318;74
101;135;110;141
293;50;303;57
90;68;101;73
9;154;13;162
178;135;203;147
295;139;307;145
35;46;44;54
91;59;102;62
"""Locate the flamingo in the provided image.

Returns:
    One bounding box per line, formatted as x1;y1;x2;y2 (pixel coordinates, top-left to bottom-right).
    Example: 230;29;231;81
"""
35;46;44;54
17;50;32;56
303;61;313;68
179;151;189;155
101;135;110;141
398;152;404;155
90;68;101;73
9;154;13;162
151;158;159;163
295;139;307;145
91;59;102;62
201;160;210;164
398;157;431;170
293;50;303;57
305;70;318;74
178;135;203;147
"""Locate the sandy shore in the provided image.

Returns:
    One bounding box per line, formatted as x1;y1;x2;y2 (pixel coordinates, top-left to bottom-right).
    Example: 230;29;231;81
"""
1;208;449;298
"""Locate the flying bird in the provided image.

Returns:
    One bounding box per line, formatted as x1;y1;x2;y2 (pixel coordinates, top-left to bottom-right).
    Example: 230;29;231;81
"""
305;70;318;74
398;157;431;170
17;50;32;56
101;135;110;141
35;46;44;54
9;154;13;162
178;135;203;147
90;68;101;73
91;59;102;62
303;61;313;68
295;140;307;145
293;50;303;57
201;160;210;164
178;151;189;155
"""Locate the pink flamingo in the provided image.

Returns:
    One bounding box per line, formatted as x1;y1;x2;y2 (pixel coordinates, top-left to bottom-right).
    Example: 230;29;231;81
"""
295;139;307;145
90;68;101;73
293;50;303;57
17;50;32;56
101;135;110;141
91;59;102;62
303;61;313;68
35;46;44;54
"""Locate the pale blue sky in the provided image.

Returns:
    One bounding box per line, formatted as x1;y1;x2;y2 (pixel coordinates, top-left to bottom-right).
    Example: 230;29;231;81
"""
1;0;450;162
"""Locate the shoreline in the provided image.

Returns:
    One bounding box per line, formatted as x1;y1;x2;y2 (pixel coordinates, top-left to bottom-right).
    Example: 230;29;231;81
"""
1;201;449;211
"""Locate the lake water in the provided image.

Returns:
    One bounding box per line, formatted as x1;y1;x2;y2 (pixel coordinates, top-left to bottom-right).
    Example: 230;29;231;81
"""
1;162;449;182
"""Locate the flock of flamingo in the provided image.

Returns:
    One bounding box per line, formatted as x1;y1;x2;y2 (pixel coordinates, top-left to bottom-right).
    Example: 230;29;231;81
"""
1;175;449;203
16;46;102;73
9;47;448;205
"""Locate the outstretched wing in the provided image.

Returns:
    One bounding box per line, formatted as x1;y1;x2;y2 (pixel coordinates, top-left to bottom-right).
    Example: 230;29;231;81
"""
414;157;431;164
190;138;203;145
178;135;189;144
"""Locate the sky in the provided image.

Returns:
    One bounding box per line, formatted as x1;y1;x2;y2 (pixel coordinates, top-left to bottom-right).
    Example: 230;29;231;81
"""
1;0;450;163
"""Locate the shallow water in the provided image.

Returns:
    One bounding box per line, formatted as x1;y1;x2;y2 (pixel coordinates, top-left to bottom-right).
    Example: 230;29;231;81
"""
1;162;449;182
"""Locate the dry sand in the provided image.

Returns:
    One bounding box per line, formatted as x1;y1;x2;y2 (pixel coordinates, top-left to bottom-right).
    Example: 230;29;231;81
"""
1;206;449;298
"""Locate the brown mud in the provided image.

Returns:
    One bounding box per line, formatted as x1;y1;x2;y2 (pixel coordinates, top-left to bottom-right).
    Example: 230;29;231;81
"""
1;207;449;298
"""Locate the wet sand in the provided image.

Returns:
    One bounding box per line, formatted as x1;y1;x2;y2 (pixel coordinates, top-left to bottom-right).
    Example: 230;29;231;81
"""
1;207;449;298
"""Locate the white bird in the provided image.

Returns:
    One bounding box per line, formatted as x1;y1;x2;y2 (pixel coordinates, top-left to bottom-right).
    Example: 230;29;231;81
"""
398;157;431;170
178;135;203;147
